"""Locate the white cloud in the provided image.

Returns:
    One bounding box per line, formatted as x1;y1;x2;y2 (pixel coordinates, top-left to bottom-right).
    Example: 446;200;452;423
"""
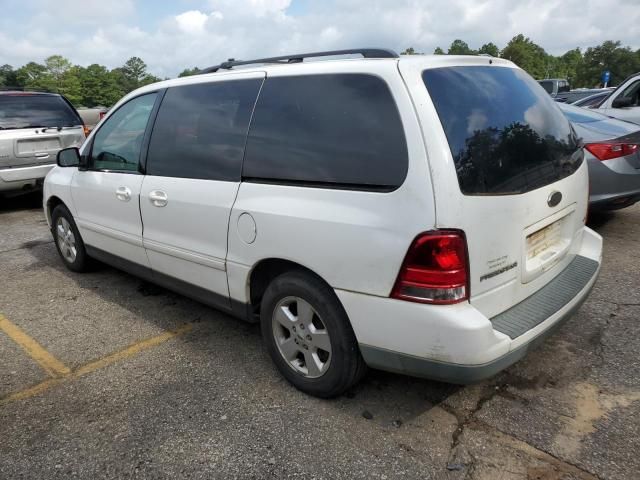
175;10;210;34
0;0;638;79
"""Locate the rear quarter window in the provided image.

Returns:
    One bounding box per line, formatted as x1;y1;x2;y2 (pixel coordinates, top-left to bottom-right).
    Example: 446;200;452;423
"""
423;66;581;195
242;73;408;190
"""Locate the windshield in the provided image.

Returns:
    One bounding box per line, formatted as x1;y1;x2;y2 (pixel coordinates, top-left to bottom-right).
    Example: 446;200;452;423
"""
0;94;82;129
424;66;582;195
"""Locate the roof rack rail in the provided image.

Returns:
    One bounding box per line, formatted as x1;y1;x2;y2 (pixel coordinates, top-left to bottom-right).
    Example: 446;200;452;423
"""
199;48;399;74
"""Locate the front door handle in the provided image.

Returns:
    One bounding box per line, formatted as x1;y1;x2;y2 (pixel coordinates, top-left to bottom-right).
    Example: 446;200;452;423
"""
115;186;132;202
149;190;168;207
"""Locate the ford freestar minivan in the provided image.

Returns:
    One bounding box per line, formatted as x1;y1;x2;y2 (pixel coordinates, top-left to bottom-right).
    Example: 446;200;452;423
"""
44;49;602;398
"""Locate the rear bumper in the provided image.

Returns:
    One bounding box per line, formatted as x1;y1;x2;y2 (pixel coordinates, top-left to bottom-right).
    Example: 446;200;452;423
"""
337;227;602;384
0;164;54;193
588;157;640;209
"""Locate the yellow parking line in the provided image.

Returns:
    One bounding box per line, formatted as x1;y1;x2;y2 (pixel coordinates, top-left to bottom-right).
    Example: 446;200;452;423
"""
0;314;71;377
0;322;193;406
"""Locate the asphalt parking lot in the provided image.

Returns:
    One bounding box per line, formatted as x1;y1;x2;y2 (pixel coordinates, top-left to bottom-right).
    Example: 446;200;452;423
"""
1;193;639;480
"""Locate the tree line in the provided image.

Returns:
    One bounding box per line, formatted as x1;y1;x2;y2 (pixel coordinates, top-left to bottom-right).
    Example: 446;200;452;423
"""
1;35;638;108
0;56;161;108
404;36;640;89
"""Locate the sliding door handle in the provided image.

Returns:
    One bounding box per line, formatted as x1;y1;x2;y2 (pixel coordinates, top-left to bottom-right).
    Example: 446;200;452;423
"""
149;190;168;207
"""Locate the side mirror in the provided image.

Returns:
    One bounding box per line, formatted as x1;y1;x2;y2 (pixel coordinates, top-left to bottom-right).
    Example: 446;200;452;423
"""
56;147;81;167
612;96;634;108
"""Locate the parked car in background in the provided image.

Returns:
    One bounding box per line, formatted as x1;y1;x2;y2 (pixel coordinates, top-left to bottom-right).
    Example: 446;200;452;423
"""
558;102;640;210
573;90;612;108
592;72;640;124
77;106;108;133
538;78;570;98
44;50;602;397
555;88;612;104
0;90;85;196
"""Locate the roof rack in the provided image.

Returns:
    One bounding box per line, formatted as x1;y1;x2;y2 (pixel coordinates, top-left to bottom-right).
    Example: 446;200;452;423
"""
199;48;399;74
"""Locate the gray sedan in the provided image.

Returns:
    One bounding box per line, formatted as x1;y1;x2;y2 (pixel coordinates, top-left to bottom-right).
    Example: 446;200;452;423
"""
558;102;640;210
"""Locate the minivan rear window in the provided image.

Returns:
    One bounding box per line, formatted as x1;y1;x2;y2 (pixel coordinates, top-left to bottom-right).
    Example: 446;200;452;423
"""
424;66;581;195
0;94;81;129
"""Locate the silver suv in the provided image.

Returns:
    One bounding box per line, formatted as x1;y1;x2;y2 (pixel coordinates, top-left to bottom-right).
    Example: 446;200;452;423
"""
0;90;85;196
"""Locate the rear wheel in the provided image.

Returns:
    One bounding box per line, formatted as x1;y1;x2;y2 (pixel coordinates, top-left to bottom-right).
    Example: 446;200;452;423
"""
51;204;91;272
260;270;366;398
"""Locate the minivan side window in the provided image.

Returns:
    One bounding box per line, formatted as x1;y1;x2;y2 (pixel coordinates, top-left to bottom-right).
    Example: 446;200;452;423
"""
90;93;157;172
146;79;263;181
243;74;408;190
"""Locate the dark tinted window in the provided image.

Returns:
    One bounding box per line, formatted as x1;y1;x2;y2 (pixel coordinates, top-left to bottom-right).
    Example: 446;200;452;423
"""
146;79;262;181
243;74;408;190
575;93;609;108
91;93;157;172
538;80;553;94
423;66;581;195
0;94;81;129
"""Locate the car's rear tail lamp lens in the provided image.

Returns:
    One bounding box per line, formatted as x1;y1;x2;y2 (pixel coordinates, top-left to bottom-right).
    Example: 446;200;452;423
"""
391;230;469;304
585;143;638;161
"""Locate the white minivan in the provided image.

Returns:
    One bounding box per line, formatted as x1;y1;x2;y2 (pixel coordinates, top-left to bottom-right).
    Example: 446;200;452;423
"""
44;49;602;398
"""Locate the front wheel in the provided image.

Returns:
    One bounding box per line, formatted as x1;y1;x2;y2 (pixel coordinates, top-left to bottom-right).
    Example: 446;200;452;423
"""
51;204;91;272
260;270;367;398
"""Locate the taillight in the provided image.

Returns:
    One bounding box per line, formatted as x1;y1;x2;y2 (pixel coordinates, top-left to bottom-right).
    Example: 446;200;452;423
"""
391;230;469;305
585;143;638;161
99;111;106;120
82;125;90;137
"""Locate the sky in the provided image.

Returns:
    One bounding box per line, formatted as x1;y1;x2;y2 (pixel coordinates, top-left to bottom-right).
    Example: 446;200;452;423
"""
0;0;639;78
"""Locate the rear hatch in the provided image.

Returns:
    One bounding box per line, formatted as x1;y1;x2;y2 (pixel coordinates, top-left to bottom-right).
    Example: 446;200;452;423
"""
405;59;588;319
0;93;85;169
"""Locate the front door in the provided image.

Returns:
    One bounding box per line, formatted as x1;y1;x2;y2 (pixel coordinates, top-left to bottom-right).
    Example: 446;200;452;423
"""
601;78;640;124
140;73;264;308
71;92;159;267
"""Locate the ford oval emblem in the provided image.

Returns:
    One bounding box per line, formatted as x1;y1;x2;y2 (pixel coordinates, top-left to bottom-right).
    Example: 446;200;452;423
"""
548;191;562;207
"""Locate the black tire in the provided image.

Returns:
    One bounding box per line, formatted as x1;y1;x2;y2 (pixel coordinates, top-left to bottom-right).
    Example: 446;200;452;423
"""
260;270;367;398
51;204;91;272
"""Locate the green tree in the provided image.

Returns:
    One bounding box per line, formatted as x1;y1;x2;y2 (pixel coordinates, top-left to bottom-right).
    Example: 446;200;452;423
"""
575;41;640;87
400;47;423;55
553;48;583;84
15;62;46;87
478;42;500;57
448;39;475;55
0;65;18;87
178;67;201;77
45;55;73;85
58;65;82;104
500;34;548;78
78;64;122;107
433;47;445;55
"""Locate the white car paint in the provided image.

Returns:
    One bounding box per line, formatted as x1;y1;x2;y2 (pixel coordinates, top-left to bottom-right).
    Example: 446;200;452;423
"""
44;54;603;381
595;72;640;124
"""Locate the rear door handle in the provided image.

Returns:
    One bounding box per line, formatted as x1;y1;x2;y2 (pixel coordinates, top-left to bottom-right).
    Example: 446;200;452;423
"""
115;186;132;202
149;190;168;207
